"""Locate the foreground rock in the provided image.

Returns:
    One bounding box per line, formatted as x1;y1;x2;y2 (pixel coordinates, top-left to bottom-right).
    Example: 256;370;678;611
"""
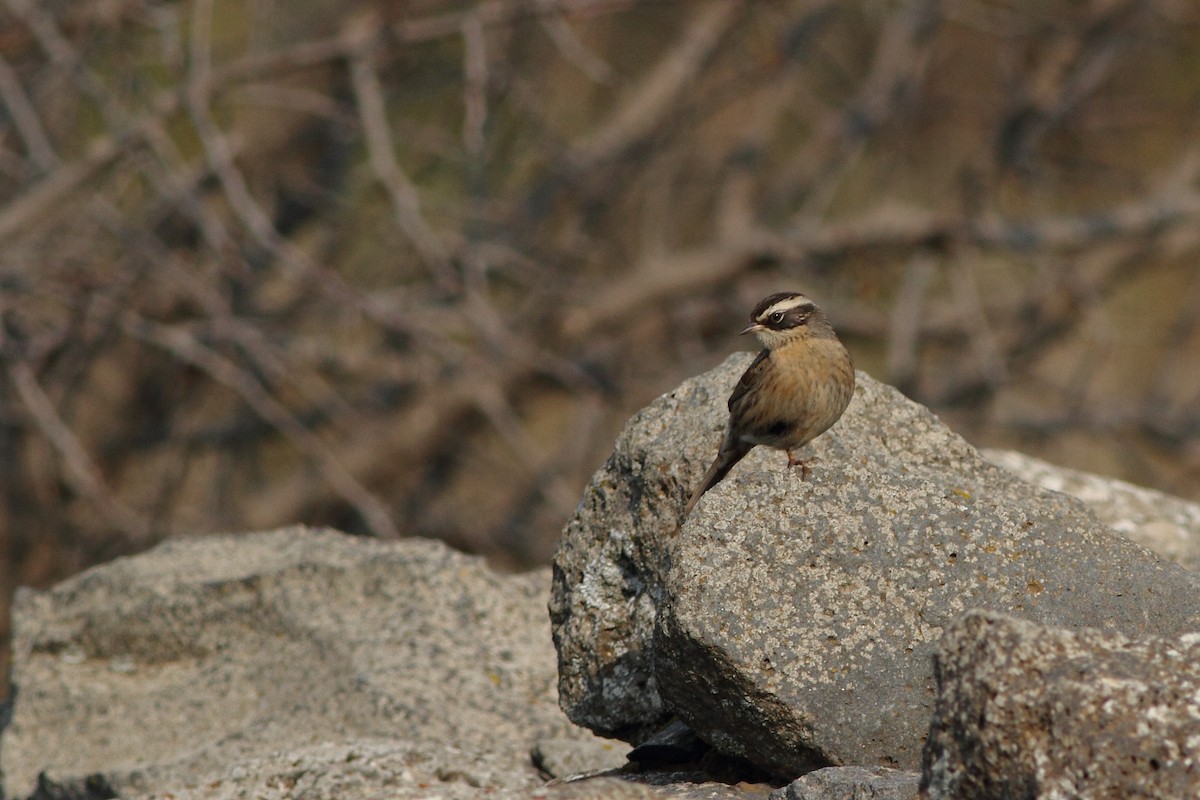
2;528;625;800
921;610;1200;799
772;766;919;799
551;353;1200;776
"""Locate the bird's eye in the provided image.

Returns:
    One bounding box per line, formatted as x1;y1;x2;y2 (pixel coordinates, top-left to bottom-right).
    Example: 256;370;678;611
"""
769;311;785;324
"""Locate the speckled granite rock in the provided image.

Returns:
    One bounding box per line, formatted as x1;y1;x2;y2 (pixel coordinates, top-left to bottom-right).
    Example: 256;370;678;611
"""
1;528;621;800
984;448;1200;570
121;740;537;800
921;610;1200;799
551;353;1200;777
532;776;770;799
532;778;665;799
772;766;919;799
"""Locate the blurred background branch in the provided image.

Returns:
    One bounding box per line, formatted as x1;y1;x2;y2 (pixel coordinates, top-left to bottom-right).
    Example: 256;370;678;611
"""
2;0;1200;686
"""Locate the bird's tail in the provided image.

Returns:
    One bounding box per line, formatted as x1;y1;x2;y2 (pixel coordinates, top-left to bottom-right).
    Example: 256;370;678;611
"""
679;441;752;526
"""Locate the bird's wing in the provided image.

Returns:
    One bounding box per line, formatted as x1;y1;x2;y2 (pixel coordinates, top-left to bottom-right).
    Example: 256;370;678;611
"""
727;348;770;413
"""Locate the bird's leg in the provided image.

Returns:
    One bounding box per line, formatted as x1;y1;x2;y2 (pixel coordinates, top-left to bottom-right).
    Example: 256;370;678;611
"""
785;451;819;481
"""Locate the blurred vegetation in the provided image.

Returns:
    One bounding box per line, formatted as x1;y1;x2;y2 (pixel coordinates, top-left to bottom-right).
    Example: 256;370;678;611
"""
2;0;1200;688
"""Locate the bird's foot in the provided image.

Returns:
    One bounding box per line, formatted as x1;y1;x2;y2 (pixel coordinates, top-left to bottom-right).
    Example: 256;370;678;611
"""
786;452;819;481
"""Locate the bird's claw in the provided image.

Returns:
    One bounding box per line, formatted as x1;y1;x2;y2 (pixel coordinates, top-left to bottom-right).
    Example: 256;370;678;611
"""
786;453;819;481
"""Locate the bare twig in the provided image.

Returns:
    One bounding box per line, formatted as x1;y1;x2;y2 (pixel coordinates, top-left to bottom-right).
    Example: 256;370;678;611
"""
120;313;399;539
344;13;458;290
993;3;1136;170
0;50;57;170
461;10;489;157
777;0;939;227
538;6;616;85
571;1;745;167
887;255;938;389
96;205;363;432
4;0;76;65
182;0;429;336
189;0;640;93
185;0;276;245
392;0;649;44
0;137;123;242
7;360;151;540
950;263;1008;387
5;0;134;131
471;381;579;515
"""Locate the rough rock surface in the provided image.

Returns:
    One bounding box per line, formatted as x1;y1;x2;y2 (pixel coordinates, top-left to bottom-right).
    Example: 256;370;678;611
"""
921;610;1200;799
551;353;1200;776
1;528;623;800
531;776;770;799
984;448;1200;570
772;766;919;799
118;739;544;800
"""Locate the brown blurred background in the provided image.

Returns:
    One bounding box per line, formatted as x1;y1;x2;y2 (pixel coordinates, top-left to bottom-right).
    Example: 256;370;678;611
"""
2;0;1200;690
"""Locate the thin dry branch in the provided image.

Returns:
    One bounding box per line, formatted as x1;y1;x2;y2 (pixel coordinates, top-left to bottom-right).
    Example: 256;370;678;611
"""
243;369;515;536
192;0;640;92
135;116;235;254
571;0;745;167
120;313;400;539
886;255;938;390
0;137;123;242
994;3;1136;170
183;2;417;336
5;0;136;130
102;209;364;433
562;172;1200;346
560;239;757;339
4;0;76;65
784;0;940;228
7;360;152;540
392;0;648;44
950;263;1008;387
186;0;282;255
966;187;1200;252
461;10;488;157
538;7;616;85
471;381;580;515
0;50;57;170
345;15;458;288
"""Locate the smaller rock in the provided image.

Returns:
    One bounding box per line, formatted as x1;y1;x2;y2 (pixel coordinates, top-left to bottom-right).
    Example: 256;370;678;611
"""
529;777;662;799
921;610;1200;799
532;736;630;780
123;740;521;800
771;766;919;800
984;449;1200;570
1;528;587;799
531;774;771;799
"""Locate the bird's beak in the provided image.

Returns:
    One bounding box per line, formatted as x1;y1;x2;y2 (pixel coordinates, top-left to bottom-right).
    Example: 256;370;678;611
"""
740;323;764;336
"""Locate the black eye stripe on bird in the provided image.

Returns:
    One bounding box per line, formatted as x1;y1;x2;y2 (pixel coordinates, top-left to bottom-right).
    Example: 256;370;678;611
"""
753;294;815;324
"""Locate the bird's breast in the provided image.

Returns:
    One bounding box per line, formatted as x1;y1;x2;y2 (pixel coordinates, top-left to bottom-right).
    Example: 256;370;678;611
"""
736;338;854;450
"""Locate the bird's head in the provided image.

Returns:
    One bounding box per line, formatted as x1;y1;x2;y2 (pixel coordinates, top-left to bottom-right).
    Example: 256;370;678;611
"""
741;292;835;349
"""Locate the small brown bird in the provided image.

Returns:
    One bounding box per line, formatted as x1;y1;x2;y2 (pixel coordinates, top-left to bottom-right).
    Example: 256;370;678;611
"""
681;292;855;521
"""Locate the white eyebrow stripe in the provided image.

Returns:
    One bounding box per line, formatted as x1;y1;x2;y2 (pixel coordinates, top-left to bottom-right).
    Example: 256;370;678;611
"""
760;296;812;318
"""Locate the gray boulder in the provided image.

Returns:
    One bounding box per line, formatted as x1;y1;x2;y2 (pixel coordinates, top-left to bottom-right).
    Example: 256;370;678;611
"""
528;776;759;798
1;527;618;799
772;766;919;800
984;448;1200;570
551;353;1200;776
921;610;1200;799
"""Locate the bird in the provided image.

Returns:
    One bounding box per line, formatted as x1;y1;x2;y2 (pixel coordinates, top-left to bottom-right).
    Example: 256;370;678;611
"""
680;291;855;522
